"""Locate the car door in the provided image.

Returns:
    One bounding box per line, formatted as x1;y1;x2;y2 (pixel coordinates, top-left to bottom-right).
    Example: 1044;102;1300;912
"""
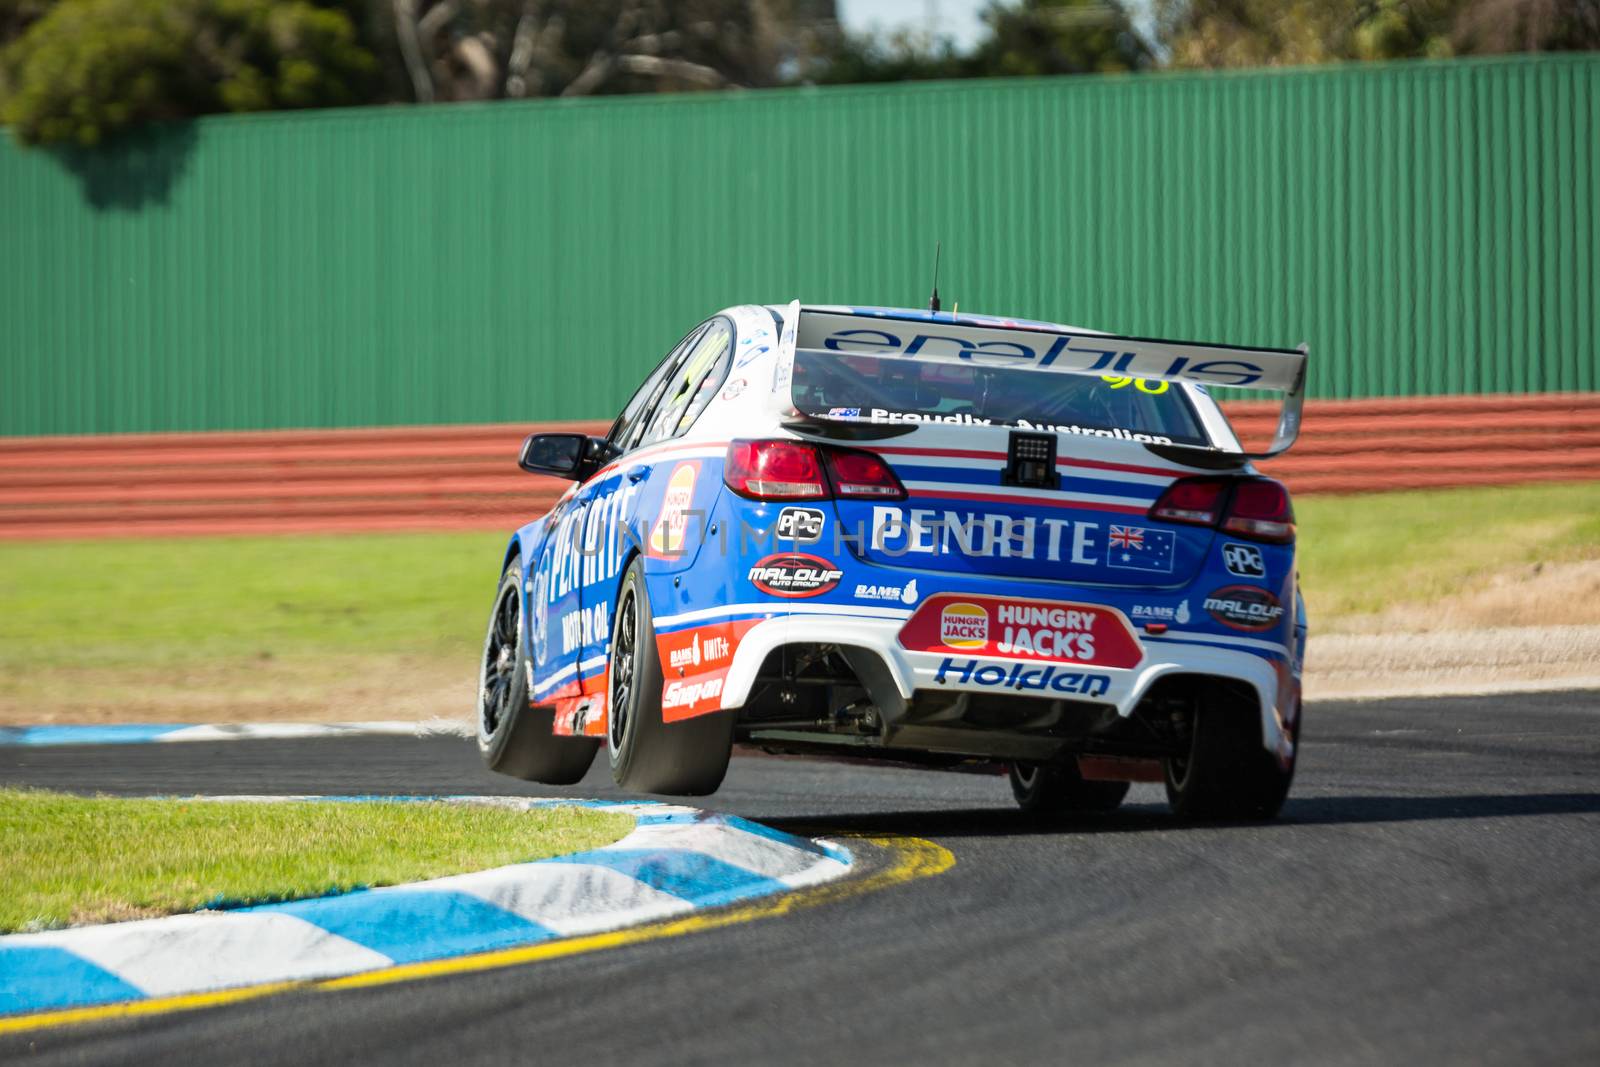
577;318;734;696
525;327;703;710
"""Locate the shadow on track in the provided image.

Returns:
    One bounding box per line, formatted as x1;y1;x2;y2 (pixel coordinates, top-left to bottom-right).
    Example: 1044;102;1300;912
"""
763;792;1600;840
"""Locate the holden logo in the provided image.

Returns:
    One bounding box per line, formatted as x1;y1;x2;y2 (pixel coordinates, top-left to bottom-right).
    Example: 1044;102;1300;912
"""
939;602;989;649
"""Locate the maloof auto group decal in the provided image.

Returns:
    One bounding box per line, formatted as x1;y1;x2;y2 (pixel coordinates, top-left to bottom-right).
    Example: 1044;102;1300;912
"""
1203;586;1285;631
747;553;845;597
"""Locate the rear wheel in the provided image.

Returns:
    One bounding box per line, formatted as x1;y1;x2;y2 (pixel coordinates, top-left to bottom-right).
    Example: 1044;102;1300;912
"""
477;561;599;784
1163;687;1295;820
1009;761;1129;818
607;558;733;795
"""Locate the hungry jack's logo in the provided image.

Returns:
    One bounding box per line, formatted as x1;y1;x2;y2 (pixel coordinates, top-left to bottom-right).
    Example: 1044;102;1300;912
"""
648;463;699;556
939;603;989;649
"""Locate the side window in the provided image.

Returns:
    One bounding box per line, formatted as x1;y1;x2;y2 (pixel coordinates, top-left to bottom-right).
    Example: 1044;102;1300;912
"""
638;318;733;447
608;324;707;454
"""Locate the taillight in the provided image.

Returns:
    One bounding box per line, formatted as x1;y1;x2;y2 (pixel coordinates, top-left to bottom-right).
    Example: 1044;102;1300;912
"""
1221;478;1295;543
723;440;906;501
824;449;906;499
1149;477;1230;526
723;440;828;499
1149;476;1295;544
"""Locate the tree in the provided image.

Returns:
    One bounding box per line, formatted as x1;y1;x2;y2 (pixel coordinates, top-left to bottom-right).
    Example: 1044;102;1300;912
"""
0;0;379;145
971;0;1154;76
0;0;56;43
385;0;837;103
1153;0;1600;68
808;1;1151;85
806;28;968;85
1451;0;1600;53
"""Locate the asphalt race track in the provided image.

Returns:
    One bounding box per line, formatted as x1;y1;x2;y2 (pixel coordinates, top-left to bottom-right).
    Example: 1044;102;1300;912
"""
4;690;1598;1065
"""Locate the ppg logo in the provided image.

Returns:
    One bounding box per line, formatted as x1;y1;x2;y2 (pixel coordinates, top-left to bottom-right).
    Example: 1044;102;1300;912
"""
776;507;825;542
1222;542;1266;578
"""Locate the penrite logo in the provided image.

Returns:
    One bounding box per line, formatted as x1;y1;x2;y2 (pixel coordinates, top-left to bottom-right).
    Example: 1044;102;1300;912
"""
1203;585;1284;631
747;553;844;598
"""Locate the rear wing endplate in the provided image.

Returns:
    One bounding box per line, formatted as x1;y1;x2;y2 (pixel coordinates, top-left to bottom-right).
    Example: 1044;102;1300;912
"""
787;309;1308;460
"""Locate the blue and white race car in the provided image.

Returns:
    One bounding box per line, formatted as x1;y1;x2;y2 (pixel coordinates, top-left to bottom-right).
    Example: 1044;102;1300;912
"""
477;302;1309;819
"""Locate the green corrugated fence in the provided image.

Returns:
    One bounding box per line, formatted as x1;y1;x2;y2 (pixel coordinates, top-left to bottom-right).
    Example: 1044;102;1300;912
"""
1;54;1595;436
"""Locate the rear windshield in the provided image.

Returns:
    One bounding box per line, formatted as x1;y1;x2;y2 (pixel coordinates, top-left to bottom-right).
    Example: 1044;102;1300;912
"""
792;351;1211;446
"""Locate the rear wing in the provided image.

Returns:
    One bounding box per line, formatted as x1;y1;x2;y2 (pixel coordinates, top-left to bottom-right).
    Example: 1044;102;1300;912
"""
785;308;1308;460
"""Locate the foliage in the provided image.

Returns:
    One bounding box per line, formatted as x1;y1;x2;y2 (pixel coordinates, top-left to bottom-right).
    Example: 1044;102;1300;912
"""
1155;0;1600;68
807;29;970;85
2;0;1597;148
971;0;1153;76
1449;0;1600;53
0;0;56;42
387;0;837;102
811;1;1151;85
0;0;377;145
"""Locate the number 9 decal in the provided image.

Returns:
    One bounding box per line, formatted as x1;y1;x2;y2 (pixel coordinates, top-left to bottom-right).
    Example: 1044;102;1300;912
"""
1101;375;1170;395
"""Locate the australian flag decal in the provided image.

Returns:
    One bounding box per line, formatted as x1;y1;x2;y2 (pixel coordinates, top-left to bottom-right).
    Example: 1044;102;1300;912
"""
1105;525;1175;573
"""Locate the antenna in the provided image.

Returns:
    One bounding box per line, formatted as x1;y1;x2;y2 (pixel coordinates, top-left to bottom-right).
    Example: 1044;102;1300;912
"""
928;241;942;313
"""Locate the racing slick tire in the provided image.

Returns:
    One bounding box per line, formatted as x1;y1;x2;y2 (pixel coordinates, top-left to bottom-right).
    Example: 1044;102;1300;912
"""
1162;686;1295;820
478;561;599;784
607;557;734;796
1009;761;1130;817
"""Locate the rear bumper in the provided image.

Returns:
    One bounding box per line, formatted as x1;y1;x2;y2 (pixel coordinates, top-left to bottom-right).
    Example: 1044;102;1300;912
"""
720;612;1297;763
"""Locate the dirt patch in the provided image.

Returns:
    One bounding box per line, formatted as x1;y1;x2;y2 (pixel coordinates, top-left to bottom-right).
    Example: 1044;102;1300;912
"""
1305;625;1600;701
1303;560;1600;698
1317;559;1600;633
0;653;478;727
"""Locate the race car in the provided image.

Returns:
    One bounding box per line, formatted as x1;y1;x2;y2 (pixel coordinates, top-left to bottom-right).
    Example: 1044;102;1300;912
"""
477;302;1310;819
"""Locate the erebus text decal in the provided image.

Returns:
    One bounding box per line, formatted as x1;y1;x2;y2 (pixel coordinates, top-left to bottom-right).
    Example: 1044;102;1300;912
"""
823;329;1270;387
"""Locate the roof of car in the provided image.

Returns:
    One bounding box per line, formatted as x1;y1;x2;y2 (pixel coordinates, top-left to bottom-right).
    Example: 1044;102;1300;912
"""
777;303;1104;337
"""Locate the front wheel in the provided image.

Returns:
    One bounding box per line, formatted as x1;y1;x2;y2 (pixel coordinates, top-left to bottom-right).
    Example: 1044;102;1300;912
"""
477;561;599;784
1009;761;1129;818
1163;688;1295;820
607;558;733;796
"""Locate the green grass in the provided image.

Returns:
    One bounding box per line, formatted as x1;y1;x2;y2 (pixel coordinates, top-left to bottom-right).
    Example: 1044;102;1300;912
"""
0;532;506;668
0;789;632;932
0;483;1595;721
1295;482;1600;619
